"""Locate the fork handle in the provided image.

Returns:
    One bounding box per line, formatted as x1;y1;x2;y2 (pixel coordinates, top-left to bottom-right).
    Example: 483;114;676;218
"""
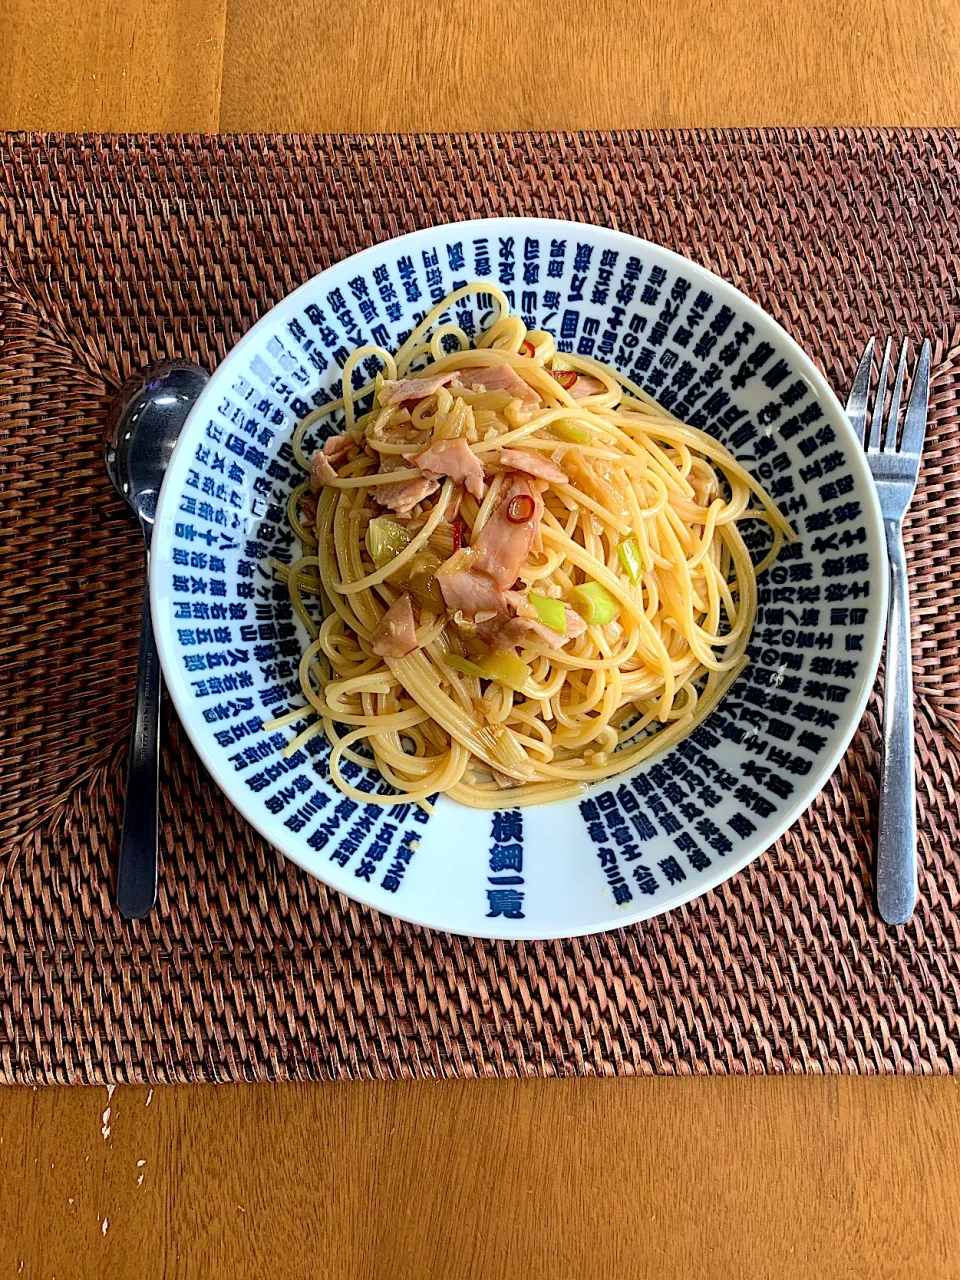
877;520;917;925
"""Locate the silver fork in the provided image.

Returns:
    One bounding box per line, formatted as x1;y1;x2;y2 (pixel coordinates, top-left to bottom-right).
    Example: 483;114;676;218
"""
845;337;931;925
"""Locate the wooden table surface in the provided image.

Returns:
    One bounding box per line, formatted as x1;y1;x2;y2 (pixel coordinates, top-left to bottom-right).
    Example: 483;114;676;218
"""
2;2;960;1276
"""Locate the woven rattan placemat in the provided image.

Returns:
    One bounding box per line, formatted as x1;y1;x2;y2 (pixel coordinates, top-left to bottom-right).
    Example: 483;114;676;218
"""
2;129;960;1083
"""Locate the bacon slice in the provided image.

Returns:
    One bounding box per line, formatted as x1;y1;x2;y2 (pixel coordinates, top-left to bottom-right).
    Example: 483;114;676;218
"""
435;549;504;615
492;612;587;651
406;437;486;501
443;488;464;525
479;594;587;651
498;447;567;483
375;475;439;516
322;433;355;463
569;374;606;399
372;593;419;658
460;363;541;406
473;477;543;590
378;371;458;406
370;455;439;515
309;450;338;491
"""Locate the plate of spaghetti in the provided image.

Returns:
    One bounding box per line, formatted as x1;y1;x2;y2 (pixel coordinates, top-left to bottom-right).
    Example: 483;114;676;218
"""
152;218;885;938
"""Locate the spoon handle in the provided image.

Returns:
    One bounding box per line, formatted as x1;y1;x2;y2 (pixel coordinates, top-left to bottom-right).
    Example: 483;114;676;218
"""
118;554;162;919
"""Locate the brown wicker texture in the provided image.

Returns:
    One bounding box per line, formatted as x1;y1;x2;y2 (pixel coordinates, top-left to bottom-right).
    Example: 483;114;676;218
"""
1;130;960;1083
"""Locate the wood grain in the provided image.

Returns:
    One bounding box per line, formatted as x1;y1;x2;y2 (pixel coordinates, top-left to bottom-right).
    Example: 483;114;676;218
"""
219;0;960;132
2;0;960;133
2;1079;960;1279
3;2;960;1277
0;0;227;132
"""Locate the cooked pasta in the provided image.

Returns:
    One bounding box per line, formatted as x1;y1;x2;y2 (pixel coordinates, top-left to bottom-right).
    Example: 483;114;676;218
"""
264;283;793;810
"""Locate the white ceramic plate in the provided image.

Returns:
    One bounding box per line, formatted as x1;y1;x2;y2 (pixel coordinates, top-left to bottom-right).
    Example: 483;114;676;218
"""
151;217;886;939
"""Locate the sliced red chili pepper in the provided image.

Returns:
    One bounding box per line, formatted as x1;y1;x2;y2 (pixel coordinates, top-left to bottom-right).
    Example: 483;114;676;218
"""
506;494;536;524
550;369;578;390
451;519;463;553
519;340;536;358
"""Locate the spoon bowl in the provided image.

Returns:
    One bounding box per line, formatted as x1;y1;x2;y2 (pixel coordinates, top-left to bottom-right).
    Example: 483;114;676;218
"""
105;359;210;525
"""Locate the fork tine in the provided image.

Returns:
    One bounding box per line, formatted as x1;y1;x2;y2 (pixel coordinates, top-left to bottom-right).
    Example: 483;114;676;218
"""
883;342;909;451
900;339;931;456
845;338;875;443
867;337;892;450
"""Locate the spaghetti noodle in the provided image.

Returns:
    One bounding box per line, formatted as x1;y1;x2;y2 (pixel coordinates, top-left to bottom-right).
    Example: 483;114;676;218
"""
265;283;793;810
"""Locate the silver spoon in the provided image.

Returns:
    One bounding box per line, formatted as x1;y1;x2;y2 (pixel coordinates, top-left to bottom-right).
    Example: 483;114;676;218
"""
105;360;210;919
